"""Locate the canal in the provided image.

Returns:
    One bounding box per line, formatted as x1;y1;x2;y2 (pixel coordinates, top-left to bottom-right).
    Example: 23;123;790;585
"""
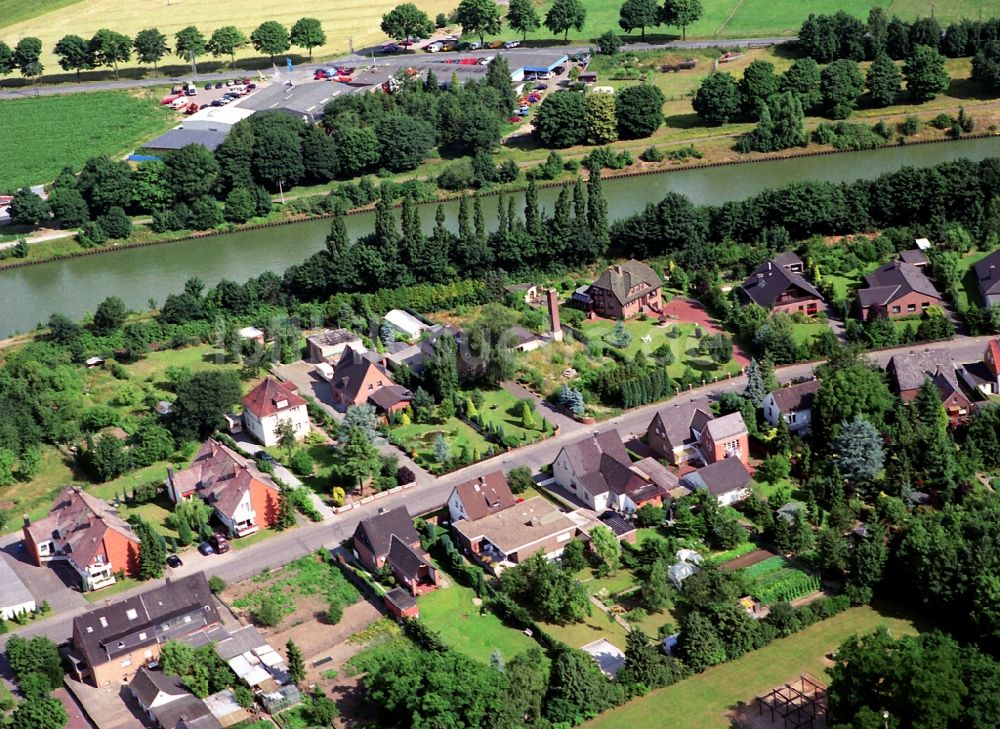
2;137;999;338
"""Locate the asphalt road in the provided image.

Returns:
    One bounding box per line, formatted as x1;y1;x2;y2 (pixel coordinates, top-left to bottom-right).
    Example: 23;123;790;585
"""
0;36;795;100
1;332;987;651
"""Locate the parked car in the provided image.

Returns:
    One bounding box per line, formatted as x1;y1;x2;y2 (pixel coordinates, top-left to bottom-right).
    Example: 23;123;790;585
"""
553;65;566;75
166;555;183;568
534;83;548;90
504;40;521;49
184;103;199;114
210;99;225;107
198;541;215;556
516;106;530;116
379;43;401;54
160;93;182;105
184;87;197;96
210;534;231;554
256;451;276;462
488;40;505;49
214;82;224;89
204;82;213;90
169;97;189;110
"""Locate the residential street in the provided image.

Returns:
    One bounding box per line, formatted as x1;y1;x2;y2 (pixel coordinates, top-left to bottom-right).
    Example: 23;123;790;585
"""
1;333;990;650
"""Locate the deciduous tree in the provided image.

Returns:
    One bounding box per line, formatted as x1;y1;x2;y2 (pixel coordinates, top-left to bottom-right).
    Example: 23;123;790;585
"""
619;0;660;40
89;29;131;79
53;34;93;81
692;72;741;125
866;53;901;106
290;17;326;59
616;83;665;138
381;4;434;42
506;0;541;40
454;0;502;46
133;28;168;73
660;0;702;40
207;26;248;66
545;0;587;42
904;44;950;101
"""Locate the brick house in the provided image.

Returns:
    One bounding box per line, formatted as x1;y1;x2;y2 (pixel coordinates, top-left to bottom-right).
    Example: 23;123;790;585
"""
451;496;588;575
646;398;749;467
241;377;309;447
740;253;825;316
858;261;943;321
330;347;412;414
69;573;220;687
23;487;140;592
578;260;662;320
353;507;438;596
166;439;281;538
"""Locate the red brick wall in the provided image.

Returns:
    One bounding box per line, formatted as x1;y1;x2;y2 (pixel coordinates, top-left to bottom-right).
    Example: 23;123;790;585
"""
22;526;41;567
103;531;141;578
771;298;824;316
250;480;280;529
866;291;940;321
355;539;380;572
703;433;749;465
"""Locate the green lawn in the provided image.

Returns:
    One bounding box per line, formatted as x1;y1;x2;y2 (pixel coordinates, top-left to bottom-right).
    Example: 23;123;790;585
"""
578;317;742;380
541;608;630;651
390;417;492;470
418;581;539;664
83;576;142;602
119;495;179;541
0;90;175;190
473;388;551;445
788;319;830;347
956;249;991;311
585;605;920;729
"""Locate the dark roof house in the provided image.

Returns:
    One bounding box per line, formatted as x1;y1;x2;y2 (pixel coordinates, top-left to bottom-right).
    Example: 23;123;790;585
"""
740;254;824;312
858;261;942;320
974;249;1000;306
588;260;661;306
681;458;752;503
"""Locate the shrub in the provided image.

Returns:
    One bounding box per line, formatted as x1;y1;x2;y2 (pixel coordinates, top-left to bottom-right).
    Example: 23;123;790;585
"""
640;146;664;162
208;576;226;593
289;449;314;476
929;112;952;129
900;115;921;135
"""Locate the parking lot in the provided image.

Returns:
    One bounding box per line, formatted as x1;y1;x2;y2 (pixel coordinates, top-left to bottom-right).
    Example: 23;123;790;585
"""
158;77;266;117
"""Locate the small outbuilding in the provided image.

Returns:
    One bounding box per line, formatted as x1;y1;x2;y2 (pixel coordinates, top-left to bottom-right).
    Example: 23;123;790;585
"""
0;557;35;620
383;309;430;340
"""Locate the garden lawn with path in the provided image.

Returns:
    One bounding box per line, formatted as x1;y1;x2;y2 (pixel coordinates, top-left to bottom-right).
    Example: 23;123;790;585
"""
418;580;539;665
578;316;743;379
583;604;921;729
473;388;552;446
390;417;491;470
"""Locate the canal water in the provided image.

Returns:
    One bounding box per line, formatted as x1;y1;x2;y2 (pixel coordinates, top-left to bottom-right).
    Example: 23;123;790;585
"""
2;137;999;337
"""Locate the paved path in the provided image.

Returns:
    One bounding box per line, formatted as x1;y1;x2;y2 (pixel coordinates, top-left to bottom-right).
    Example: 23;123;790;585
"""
2;334;991;651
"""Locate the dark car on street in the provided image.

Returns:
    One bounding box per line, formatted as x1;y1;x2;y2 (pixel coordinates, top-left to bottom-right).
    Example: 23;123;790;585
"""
166;555;183;568
198;541;215;556
210;534;231;554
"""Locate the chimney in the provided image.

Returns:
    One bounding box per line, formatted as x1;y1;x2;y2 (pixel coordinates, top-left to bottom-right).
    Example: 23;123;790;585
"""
546;288;563;342
612;264;623;275
22;514;29;528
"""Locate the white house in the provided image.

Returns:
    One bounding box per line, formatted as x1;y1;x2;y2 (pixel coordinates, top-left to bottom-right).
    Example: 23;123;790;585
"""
763;379;819;433
0;557;35;620
241;377;310;447
447;472;516;524
383;309;429;340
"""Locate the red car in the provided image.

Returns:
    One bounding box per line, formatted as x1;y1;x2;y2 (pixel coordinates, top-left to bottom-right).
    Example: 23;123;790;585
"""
160;93;182;105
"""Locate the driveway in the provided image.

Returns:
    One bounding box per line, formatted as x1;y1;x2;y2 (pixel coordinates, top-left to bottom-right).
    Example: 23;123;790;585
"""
502;380;583;435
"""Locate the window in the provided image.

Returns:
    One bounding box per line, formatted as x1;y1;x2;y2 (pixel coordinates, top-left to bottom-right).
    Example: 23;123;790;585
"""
891;306;901;314
125;608;138;621
907;304;916;312
921;302;930;309
99;617;108;628
789;412;797;423
138;632;147;640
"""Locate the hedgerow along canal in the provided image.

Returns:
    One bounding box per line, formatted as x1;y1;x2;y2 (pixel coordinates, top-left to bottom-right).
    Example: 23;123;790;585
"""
2;136;999;338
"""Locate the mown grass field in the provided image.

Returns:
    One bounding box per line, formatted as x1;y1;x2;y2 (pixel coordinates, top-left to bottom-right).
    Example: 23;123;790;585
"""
0;0;79;30
418;579;539;664
0;90;174;190
584;604;921;729
0;0;456;79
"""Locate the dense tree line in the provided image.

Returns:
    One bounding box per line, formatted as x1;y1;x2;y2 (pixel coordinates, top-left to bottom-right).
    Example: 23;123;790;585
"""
535;84;667;148
799;10;1000;63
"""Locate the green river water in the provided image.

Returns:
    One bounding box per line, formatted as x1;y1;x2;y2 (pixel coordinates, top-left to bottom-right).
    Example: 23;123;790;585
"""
2;136;999;338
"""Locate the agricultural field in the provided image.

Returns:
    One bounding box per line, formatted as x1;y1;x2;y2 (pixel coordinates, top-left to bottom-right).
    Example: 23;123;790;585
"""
0;0;456;79
0;90;174;191
739;555;820;605
228;554;361;629
0;0;78;30
584;604;920;729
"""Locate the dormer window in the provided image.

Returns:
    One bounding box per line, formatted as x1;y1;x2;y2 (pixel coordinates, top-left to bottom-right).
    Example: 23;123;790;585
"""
276;399;287;409
99;617;108;628
126;608;138;621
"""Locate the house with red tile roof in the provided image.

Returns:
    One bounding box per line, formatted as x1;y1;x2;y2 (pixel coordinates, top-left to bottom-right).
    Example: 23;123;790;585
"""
577;260;663;320
23;487;141;591
447;472;516;524
166;440;281;538
241;377;309;447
